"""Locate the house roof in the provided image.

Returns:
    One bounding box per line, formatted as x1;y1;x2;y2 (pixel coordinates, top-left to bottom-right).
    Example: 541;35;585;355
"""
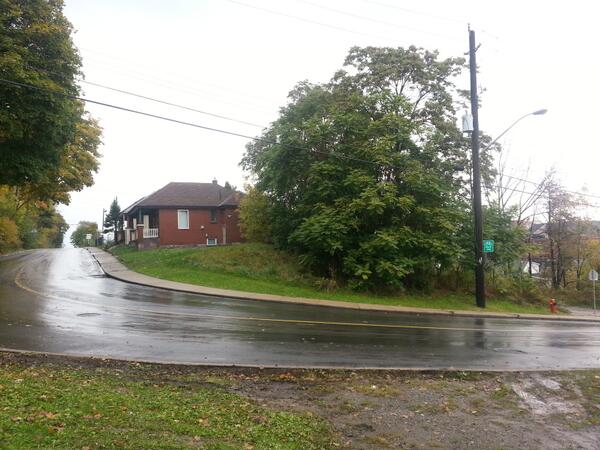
122;182;242;213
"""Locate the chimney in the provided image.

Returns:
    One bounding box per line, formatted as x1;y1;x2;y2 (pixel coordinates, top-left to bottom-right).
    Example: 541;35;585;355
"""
212;178;218;185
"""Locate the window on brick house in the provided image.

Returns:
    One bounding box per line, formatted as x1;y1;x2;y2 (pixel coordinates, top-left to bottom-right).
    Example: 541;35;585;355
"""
177;210;189;229
210;209;217;223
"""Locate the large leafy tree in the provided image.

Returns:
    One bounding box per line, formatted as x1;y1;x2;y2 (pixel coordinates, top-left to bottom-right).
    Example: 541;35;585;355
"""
0;0;100;186
242;46;472;290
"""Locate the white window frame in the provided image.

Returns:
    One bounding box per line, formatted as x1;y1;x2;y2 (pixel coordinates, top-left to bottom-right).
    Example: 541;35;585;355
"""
207;237;218;246
177;209;189;230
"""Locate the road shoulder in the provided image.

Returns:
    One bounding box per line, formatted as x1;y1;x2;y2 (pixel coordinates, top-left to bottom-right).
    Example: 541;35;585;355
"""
88;247;600;322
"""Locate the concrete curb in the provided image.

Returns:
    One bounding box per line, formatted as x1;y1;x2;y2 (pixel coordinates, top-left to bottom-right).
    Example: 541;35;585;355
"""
87;248;600;323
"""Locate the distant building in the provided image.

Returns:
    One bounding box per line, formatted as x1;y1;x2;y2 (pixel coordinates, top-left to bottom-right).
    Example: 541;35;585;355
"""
121;180;243;249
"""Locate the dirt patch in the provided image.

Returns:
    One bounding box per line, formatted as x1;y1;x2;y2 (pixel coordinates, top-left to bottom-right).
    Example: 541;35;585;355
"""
1;351;600;449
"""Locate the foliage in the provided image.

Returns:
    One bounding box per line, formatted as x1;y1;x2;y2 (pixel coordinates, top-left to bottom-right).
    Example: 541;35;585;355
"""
242;46;472;290
103;197;122;242
17;117;102;206
239;186;272;243
0;216;20;252
0;0;97;186
483;204;526;274
70;221;97;248
0;0;100;253
0;185;67;252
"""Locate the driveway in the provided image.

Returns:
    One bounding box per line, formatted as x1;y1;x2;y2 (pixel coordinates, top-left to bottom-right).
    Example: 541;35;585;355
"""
1;248;599;369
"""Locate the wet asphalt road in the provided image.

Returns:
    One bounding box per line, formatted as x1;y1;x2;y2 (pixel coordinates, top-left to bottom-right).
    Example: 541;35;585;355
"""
1;248;600;370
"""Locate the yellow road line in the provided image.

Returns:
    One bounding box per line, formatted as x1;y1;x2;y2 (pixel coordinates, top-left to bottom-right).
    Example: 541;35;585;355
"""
12;267;600;334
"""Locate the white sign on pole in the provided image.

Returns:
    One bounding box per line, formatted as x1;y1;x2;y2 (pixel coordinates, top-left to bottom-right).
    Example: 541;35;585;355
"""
85;233;92;240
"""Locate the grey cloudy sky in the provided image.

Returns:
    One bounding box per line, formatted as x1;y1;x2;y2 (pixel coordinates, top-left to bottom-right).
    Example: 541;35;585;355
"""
60;0;600;232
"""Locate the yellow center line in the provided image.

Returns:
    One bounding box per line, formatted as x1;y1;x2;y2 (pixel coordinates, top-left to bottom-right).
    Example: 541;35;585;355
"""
13;267;600;334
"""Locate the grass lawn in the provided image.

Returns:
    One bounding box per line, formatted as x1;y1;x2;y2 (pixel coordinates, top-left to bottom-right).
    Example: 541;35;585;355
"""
3;352;599;449
111;244;552;315
0;356;331;449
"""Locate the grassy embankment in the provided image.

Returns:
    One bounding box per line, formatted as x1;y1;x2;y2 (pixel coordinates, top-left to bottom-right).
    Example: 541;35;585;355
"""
111;244;551;315
0;356;331;449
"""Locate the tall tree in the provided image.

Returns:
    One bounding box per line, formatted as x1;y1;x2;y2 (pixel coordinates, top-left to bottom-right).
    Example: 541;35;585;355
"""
103;198;122;243
544;181;576;288
0;0;99;186
562;217;594;290
242;46;473;290
239;186;272;243
70;221;97;248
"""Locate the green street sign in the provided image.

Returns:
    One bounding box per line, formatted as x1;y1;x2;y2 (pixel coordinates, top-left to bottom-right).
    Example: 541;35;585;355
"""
483;239;494;253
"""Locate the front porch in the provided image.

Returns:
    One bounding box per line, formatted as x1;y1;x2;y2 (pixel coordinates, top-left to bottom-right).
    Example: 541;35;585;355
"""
123;208;160;249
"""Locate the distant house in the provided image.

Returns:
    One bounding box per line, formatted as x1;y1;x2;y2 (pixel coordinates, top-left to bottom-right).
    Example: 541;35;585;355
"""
121;180;243;249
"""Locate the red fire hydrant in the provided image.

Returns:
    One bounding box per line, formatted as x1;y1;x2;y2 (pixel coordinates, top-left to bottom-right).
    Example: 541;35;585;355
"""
549;298;558;314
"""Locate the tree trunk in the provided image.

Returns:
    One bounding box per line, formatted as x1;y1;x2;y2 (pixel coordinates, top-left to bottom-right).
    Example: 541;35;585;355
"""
550;238;558;289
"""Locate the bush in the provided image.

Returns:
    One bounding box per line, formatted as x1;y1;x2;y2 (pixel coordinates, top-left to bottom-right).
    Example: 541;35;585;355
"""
0;217;21;253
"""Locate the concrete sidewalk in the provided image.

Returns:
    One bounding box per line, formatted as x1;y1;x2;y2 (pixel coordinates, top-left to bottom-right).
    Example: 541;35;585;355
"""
87;248;600;323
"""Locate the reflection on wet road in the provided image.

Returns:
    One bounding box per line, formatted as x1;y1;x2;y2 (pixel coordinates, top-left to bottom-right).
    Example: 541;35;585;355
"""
1;248;599;369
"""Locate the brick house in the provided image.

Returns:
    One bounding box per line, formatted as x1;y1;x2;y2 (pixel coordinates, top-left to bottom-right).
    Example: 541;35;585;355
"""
121;180;243;249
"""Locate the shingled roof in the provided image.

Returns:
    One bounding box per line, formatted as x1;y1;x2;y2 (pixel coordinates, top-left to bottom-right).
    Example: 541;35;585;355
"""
122;182;242;213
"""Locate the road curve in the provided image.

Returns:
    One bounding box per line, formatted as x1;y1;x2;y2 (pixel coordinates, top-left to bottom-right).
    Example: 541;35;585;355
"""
1;248;599;370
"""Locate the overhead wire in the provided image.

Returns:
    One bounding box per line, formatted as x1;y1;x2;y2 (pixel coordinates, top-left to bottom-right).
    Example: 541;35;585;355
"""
500;173;600;201
80;80;265;128
79;49;280;111
21;63;267;129
225;0;399;41
489;182;600;209
81;59;276;114
0;77;388;167
8;76;596;208
294;0;462;40
79;47;277;104
358;0;466;25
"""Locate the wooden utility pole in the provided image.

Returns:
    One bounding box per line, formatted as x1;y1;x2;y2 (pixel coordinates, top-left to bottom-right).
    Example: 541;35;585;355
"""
468;27;485;308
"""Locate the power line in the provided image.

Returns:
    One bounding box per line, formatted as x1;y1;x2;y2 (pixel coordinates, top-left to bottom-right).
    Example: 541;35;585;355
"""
358;0;466;25
81;80;264;128
24;62;270;129
294;0;461;40
490;182;600;209
80;47;279;105
80;51;279;112
1;77;260;139
11;75;596;208
21;63;267;129
225;0;396;41
82;59;276;114
0;76;389;167
500;173;600;201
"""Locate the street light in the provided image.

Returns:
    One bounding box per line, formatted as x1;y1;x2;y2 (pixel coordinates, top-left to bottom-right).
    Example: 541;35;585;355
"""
461;108;547;308
483;109;547;150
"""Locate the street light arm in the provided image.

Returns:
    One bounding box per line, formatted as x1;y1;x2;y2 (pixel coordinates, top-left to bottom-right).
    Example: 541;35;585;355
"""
483;112;534;150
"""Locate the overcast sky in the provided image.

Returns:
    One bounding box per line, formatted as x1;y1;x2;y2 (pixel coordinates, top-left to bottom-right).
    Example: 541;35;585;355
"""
60;0;600;235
